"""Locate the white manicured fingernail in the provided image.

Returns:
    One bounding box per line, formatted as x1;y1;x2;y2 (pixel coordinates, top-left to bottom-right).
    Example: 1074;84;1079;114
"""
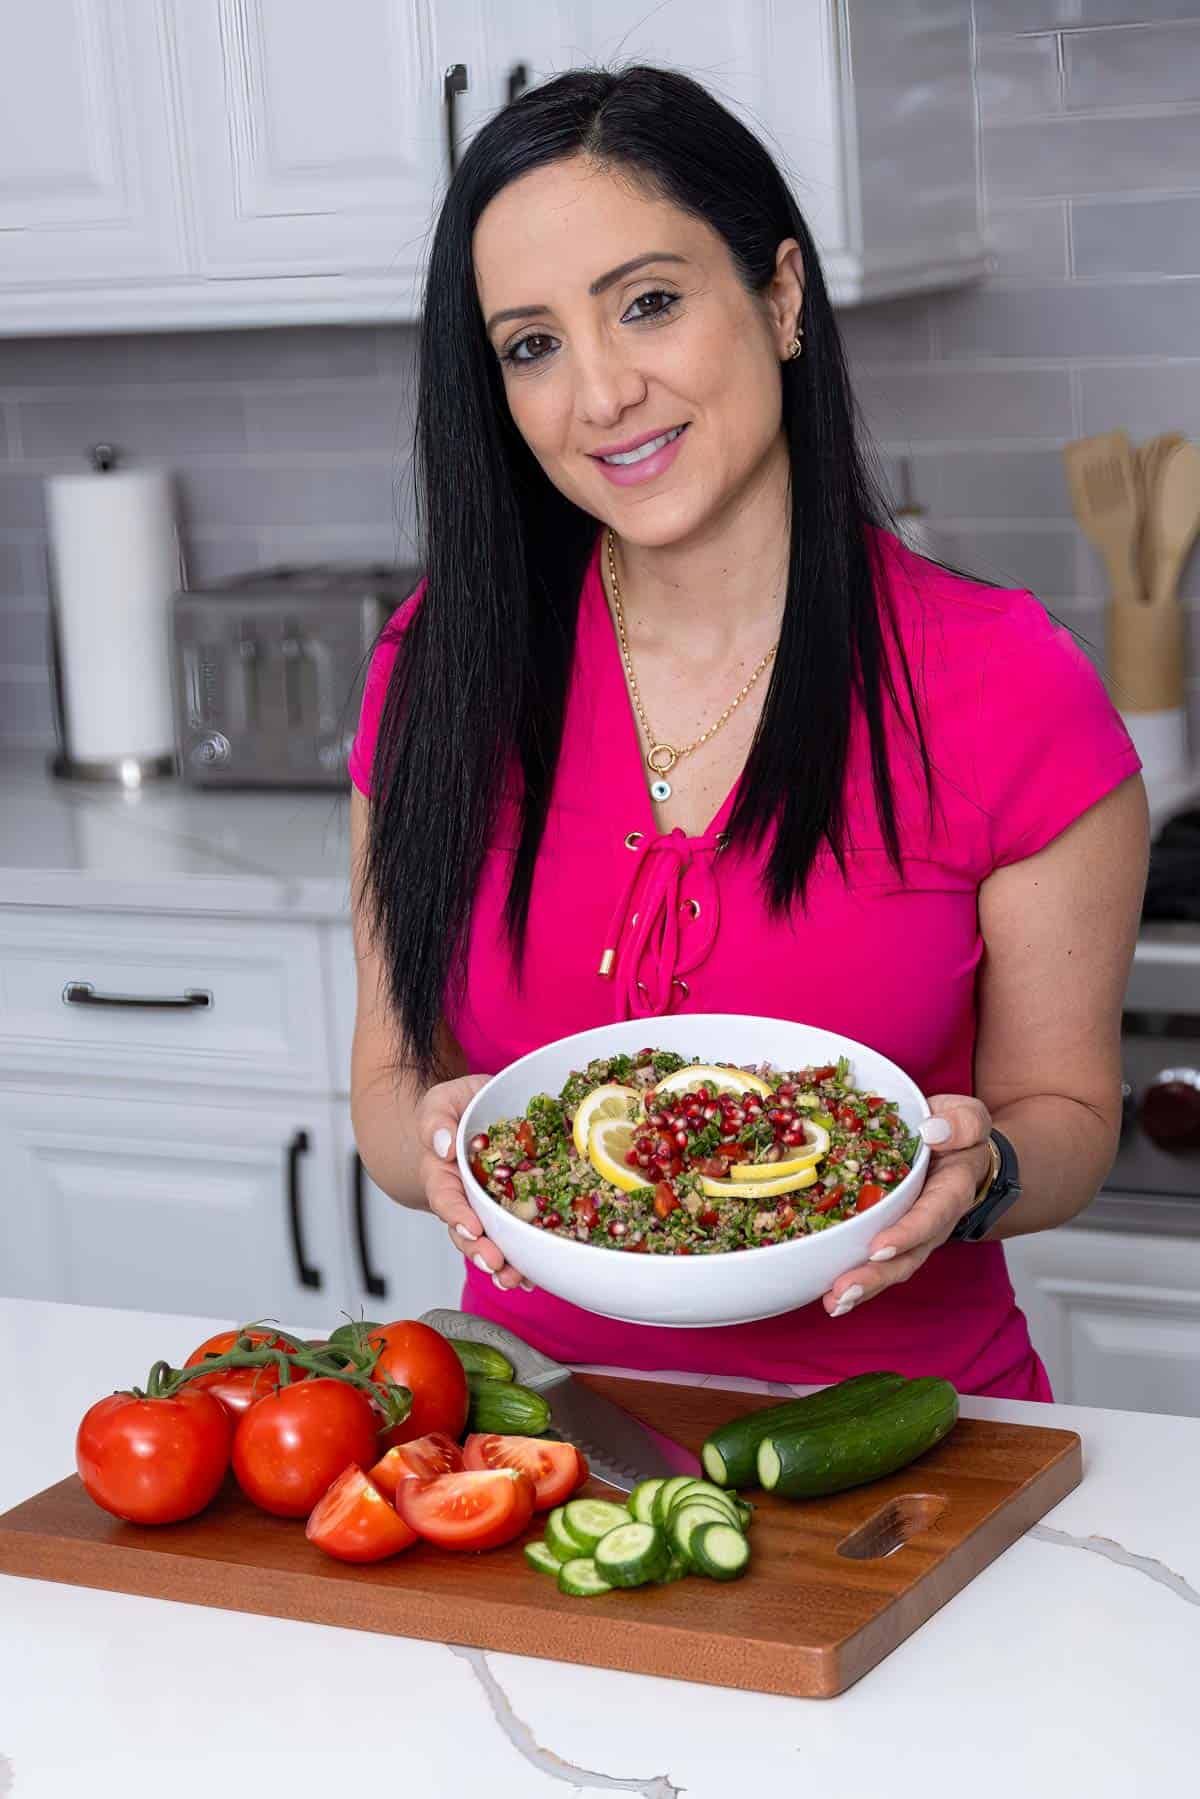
454;1222;480;1242
831;1284;864;1318
492;1273;507;1289
432;1127;453;1158
519;1280;535;1292
472;1252;493;1273
920;1117;952;1144
870;1246;898;1263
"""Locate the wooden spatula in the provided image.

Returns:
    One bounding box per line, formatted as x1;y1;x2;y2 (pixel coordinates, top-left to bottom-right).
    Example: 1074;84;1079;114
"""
1144;438;1200;610
1063;430;1143;606
1137;432;1186;603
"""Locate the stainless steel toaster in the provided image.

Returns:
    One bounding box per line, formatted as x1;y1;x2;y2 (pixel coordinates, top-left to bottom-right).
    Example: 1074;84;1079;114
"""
170;562;418;787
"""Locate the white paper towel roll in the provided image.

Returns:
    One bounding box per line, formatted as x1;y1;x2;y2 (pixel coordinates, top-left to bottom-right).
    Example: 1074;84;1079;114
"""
46;455;183;764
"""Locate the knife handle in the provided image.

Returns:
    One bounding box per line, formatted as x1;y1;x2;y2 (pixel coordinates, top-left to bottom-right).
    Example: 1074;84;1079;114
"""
418;1307;566;1388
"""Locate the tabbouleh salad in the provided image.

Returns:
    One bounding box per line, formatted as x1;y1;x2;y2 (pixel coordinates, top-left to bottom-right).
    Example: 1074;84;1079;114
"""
466;1047;920;1257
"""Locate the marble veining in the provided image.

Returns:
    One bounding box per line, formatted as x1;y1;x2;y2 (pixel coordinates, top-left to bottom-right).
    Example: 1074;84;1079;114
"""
1031;1523;1200;1609
450;1646;682;1798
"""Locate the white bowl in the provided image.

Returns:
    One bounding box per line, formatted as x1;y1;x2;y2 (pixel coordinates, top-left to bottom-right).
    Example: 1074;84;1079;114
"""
457;1014;930;1328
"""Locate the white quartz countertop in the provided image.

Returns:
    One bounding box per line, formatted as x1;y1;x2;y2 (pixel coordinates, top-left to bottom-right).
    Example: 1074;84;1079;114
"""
1;1297;1198;1798
0;750;353;918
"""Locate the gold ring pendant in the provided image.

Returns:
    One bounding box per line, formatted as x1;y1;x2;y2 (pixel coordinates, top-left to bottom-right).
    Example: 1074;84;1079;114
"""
647;744;678;775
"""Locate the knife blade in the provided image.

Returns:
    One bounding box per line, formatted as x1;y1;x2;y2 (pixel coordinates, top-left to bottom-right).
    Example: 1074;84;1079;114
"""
419;1307;698;1493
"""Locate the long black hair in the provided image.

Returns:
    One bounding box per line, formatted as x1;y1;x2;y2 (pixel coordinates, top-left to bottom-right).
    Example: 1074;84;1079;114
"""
363;64;934;1085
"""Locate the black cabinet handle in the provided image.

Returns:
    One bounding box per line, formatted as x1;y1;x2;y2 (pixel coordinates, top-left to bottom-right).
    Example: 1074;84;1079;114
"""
506;63;528;104
443;63;468;177
351;1152;387;1300
286;1129;322;1290
64;981;212;1011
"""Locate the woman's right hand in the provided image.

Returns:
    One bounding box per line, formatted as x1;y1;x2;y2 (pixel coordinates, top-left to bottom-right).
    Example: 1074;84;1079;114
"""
417;1075;533;1293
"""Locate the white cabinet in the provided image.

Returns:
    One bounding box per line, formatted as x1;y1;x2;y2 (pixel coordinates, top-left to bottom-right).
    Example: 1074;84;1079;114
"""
0;1087;347;1330
0;0;982;333
0;903;465;1328
1006;1225;1200;1420
334;1104;466;1321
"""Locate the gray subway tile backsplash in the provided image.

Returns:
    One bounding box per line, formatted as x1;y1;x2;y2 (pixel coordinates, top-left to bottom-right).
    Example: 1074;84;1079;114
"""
984;109;1200;201
1072;195;1200;276
1064;20;1200;108
2;16;1200;748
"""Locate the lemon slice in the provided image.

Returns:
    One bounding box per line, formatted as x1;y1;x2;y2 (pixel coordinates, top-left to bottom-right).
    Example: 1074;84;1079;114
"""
587;1116;647;1193
698;1165;820;1200
651;1063;773;1102
730;1120;830;1180
571;1083;642;1159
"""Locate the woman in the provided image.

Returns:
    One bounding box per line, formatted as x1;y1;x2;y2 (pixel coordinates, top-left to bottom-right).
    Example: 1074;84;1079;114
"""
349;66;1148;1399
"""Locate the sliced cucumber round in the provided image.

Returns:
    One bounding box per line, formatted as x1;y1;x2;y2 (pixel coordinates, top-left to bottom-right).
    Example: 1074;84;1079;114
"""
593;1521;670;1588
557;1556;614;1597
655;1549;691;1585
689;1521;751;1582
627;1477;666;1525
667;1500;741;1566
651;1475;701;1527
561;1498;630;1553
665;1480;744;1527
523;1541;563;1576
544;1505;581;1563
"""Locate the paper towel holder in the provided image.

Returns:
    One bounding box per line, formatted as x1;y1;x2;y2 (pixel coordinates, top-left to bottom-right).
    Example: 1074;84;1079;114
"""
46;442;183;790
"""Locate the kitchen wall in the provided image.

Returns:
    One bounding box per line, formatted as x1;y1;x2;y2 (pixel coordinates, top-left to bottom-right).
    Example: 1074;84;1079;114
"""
1;1;1198;750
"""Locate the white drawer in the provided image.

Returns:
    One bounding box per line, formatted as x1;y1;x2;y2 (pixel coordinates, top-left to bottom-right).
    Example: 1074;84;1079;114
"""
327;921;356;1097
0;907;331;1092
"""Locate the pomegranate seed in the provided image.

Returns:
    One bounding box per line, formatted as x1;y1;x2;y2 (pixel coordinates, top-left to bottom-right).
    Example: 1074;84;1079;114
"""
695;1087;711;1105
635;1150;653;1168
608;1219;627;1238
698;1208;720;1228
499;1181;514;1201
782;1128;804;1147
673;1129;689;1149
702;1103;718;1120
542;1212;561;1229
492;1164;513;1181
896;1163;911;1178
653;1140;673;1164
534;1194;549;1212
767;1109;787;1126
745;1098;762;1117
517;1158;535;1172
682;1096;701;1117
666;1155;684;1177
778;1082;796;1098
625;1150;640;1167
759;1236;776;1246
468;1133;490;1154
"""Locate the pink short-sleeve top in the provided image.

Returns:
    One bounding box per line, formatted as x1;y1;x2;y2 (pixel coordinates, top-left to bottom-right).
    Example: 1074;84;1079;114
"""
350;526;1142;1399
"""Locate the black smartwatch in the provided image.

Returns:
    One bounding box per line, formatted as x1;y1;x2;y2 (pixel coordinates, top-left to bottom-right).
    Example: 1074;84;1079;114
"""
950;1129;1021;1242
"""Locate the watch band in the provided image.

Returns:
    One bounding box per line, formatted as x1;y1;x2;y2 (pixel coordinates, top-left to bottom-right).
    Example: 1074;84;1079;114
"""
950;1128;1021;1242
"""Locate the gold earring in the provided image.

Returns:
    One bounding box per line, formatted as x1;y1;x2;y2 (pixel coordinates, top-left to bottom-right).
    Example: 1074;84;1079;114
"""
787;330;803;360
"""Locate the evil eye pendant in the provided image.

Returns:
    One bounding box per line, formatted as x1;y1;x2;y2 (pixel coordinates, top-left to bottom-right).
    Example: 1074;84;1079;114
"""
650;777;672;802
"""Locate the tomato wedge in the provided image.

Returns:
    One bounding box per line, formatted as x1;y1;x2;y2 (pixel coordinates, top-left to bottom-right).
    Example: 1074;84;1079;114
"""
369;1431;464;1501
305;1464;419;1563
395;1468;535;1551
461;1434;586;1511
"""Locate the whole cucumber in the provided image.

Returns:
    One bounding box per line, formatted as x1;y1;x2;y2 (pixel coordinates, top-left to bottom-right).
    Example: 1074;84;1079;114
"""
452;1340;515;1383
757;1376;959;1499
466;1378;551;1437
701;1371;908;1488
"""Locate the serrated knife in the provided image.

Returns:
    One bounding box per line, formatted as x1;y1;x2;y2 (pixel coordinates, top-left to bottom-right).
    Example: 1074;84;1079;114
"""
419;1308;698;1494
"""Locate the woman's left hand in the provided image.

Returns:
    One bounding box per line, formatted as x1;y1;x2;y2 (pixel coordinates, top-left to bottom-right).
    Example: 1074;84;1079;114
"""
822;1094;994;1319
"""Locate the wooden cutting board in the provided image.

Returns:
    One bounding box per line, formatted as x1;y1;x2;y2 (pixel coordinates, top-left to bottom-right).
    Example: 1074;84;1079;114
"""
0;1375;1080;1699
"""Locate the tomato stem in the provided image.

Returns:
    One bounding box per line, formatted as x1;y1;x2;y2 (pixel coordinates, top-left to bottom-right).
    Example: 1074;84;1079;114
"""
137;1335;412;1429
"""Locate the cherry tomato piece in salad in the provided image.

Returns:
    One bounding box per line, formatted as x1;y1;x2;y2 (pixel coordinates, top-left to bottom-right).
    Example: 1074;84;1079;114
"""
76;1387;232;1525
364;1321;469;1450
305;1464;420;1563
855;1183;887;1213
395;1468;536;1550
232;1378;380;1518
461;1434;586;1511
368;1432;464;1501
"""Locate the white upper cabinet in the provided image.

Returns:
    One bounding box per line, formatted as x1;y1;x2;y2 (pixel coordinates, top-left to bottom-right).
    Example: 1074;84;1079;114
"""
0;0;983;334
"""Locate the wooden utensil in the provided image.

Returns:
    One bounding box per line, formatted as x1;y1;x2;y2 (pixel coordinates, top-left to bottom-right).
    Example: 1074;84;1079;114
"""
1063;429;1143;607
0;1373;1082;1701
1136;432;1186;602
1144;439;1200;611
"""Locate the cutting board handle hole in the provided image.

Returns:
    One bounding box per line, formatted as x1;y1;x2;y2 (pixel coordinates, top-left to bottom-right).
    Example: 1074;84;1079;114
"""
835;1493;947;1561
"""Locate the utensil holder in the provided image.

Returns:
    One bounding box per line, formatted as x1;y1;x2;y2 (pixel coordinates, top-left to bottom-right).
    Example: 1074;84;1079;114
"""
1105;599;1186;712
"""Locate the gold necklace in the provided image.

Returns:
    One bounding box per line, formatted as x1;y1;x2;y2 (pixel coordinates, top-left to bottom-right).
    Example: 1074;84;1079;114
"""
604;526;778;802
